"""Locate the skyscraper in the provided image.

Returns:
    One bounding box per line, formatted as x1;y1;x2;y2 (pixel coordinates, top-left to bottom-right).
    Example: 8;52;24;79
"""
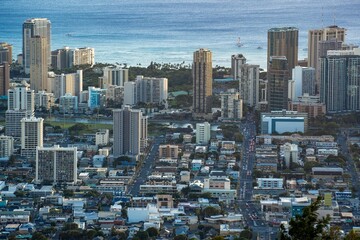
292;66;316;99
320;50;360;113
267;56;290;111
23;18;51;74
7;83;35;113
192;48;213;118
267;27;298;78
101;66;129;88
231;54;246;80
220;89;243;120
51;70;83;99
36;145;78;184
6;83;35;138
308;26;346;69
51;47;95;70
113;106;148;157
21;117;43;158
0;63;9;96
0;42;12;64
30;36;48;92
314;39;343;91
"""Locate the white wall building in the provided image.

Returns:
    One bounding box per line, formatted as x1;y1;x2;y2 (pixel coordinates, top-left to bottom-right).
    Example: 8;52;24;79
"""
292;66;316;99
95;129;109;146
257;178;284;189
283;143;299;168
196;122;211;144
52;70;83;99
101;66;128;88
0;135;14;158
220;89;243;120
21;117;43;158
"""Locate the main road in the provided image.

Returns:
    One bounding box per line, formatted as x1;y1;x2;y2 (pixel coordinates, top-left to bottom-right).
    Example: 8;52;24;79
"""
128;136;164;196
238;112;278;240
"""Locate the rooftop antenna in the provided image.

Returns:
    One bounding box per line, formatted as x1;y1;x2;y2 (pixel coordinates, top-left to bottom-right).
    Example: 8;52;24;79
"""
321;6;324;28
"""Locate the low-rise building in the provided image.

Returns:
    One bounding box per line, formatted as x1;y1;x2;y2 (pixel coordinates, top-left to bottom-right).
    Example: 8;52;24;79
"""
257;178;284;189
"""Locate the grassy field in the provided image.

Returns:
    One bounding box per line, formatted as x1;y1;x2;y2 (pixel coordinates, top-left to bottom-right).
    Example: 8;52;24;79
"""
45;120;113;134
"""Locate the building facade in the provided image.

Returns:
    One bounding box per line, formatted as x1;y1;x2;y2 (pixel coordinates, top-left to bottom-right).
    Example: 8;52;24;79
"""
100;66;128;88
51;70;83;99
268;27;298;78
261;111;308;134
21;117;43;158
308;26;346;69
88;86;106;110
292;66;316;99
267;56;289;111
36;145;78;184
320;50;360;113
0;135;14;158
288;94;326;119
0;42;12;64
51;47;94;70
29;36;48;92
192;48;213;118
0;63;9;96
159;145;179;159
23;18;51;74
196;122;211;144
220;89;243;120
59;93;78;113
113;106;148;157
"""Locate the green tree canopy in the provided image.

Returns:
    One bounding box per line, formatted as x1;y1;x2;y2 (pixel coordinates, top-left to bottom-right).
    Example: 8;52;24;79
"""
280;197;330;240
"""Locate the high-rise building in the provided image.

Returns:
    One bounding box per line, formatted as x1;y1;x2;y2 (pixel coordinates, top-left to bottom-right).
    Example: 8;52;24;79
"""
5;111;28;138
0;135;14;158
196;122;211;144
0;63;9;96
220;89;243;120
0;42;12;64
21;117;43;158
35;91;55;111
88;86;106;110
308;26;346;69
23;18;51;74
231;54;246;80
267;27;298;78
113;106;148;157
51;70;83;99
123;82;136;106
314;39;343;91
100;66;128;88
192;48;213;118
36;145;77;184
106;85;124;106
8;83;35;113
123;76;168;106
320;50;360;113
6;84;35;138
135;75;168;105
59;93;78;113
292;66;316;99
267;56;290;111
30;36;48;92
51;47;95;70
234;55;260;107
73;47;94;67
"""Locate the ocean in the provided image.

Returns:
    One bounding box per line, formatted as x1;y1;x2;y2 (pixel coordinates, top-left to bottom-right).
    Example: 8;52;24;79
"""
1;0;360;69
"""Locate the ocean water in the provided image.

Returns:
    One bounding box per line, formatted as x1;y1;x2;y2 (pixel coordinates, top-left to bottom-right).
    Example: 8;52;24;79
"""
1;0;359;69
